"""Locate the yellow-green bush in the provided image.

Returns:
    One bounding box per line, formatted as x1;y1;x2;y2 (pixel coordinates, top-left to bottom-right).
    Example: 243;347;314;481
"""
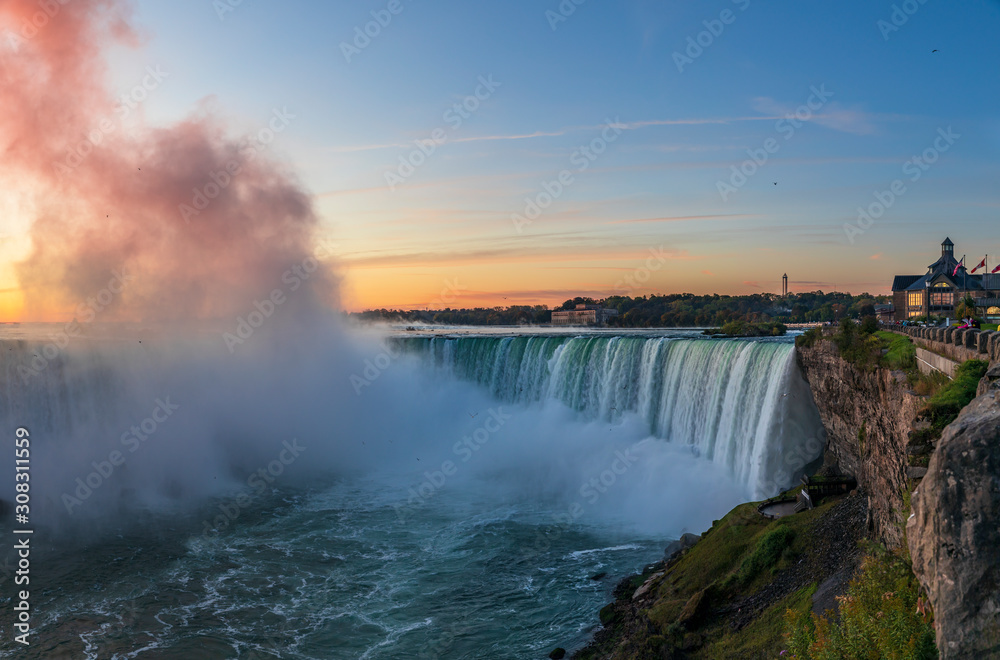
784;546;937;660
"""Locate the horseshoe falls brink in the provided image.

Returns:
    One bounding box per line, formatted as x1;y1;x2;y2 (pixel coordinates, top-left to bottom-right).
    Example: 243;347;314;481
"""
0;327;824;659
398;334;825;501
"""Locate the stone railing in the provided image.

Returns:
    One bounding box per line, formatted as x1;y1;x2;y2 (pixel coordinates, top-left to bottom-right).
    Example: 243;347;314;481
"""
889;325;999;364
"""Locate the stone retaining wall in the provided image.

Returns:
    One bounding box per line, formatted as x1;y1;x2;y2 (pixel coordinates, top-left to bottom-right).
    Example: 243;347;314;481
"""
914;347;958;378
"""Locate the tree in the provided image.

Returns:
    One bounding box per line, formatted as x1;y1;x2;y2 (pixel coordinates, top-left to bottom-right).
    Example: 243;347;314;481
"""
955;294;978;320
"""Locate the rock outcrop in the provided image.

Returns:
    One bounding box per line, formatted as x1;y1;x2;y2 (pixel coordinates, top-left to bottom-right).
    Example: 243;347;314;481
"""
907;385;1000;659
796;340;924;546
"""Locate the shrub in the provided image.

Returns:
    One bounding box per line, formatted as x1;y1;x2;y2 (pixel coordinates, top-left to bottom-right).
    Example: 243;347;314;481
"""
860;315;879;334
796;327;822;348
738;526;795;584
785;547;937;660
717;320;787;337
834;319;881;370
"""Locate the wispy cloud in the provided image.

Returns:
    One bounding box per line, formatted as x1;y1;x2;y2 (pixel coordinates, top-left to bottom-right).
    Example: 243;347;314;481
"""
324;114;791;155
870;253;883;260
751;96;879;135
610;213;756;225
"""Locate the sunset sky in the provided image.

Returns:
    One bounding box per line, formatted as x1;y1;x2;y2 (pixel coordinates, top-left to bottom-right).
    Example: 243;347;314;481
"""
2;0;999;317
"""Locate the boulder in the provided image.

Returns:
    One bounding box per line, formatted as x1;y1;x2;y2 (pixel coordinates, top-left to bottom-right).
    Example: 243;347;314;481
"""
976;363;1000;397
907;388;1000;658
664;533;701;562
632;571;664;601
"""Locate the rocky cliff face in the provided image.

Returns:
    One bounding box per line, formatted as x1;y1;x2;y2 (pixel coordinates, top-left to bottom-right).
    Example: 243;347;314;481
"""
908;376;1000;659
796;340;923;547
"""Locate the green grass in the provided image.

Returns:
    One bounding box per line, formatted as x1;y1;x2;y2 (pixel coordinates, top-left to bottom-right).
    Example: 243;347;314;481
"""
877;331;916;371
637;498;841;657
711;583;816;659
923;359;989;429
738;526;796;584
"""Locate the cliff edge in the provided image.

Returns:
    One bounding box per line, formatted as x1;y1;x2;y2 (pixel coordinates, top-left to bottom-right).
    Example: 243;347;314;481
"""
908;378;1000;658
796;338;923;547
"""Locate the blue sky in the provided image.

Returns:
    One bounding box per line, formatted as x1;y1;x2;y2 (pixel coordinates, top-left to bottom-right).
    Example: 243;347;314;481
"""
106;0;1000;308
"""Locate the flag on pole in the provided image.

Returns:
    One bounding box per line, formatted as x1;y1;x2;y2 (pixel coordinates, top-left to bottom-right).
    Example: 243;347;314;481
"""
952;256;965;277
971;257;987;274
992;263;1000;274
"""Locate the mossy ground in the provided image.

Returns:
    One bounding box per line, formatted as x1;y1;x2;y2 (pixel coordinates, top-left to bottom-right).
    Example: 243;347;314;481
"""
575;492;866;660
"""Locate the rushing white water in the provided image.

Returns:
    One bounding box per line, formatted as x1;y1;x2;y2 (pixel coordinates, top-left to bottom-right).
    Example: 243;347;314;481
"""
0;326;827;658
398;335;825;499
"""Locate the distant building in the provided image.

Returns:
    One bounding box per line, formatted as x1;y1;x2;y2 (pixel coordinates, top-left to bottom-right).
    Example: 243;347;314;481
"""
891;238;1000;322
874;304;894;322
551;304;619;326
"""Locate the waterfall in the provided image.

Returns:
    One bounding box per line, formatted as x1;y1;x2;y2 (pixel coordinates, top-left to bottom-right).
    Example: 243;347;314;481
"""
397;335;825;498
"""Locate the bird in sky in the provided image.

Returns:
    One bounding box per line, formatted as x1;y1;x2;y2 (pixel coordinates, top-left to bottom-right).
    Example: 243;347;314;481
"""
932;49;939;53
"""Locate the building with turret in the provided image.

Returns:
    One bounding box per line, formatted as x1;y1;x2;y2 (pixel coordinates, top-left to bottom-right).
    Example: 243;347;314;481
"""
891;238;1000;322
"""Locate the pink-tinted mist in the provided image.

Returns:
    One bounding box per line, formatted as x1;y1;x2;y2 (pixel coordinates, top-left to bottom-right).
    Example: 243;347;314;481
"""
0;0;336;322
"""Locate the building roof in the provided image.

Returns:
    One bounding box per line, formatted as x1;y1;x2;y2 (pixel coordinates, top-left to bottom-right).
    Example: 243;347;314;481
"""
906;272;985;291
982;274;1000;289
892;275;922;291
926;252;963;274
942;237;954;246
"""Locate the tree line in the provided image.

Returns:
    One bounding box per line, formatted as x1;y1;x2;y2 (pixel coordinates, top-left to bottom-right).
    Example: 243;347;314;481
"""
347;291;889;327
